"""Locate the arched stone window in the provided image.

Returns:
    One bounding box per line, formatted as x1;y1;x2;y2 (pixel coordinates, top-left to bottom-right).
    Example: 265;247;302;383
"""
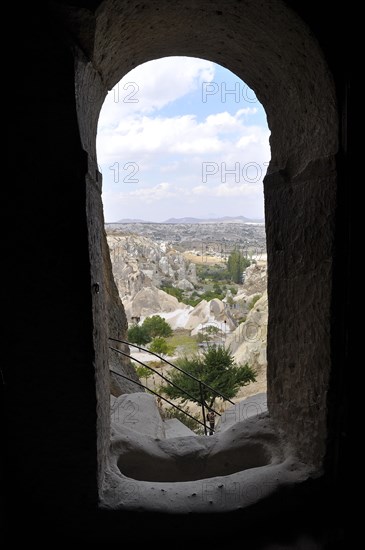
72;0;338;510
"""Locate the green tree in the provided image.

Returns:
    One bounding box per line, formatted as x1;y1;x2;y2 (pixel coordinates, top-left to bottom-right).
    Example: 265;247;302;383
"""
161;285;184;302
205;325;219;335
228;286;238;295
227;249;250;284
149;337;172;355
135;364;153;385
226;295;234;306
142;315;173;339
161;346;256;409
248;294;262;310
213;283;223;296
128;324;151;346
196;325;220;343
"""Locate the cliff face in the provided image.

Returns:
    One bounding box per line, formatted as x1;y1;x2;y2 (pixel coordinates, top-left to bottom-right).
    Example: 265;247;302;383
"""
226;291;268;372
242;263;267;295
223;264;268;398
107;233;197;301
102;228;141;396
123;286;186;319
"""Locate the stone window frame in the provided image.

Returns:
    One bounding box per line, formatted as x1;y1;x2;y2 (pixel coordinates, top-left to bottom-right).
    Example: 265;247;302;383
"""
70;0;339;504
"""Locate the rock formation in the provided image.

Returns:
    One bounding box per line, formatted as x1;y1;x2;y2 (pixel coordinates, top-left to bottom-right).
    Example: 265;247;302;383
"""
123;286;189;319
111;393;165;439
102;227;141;396
227;292;268;366
105;391;310;512
217;264;269;400
241;262;267;295
107;233;197;301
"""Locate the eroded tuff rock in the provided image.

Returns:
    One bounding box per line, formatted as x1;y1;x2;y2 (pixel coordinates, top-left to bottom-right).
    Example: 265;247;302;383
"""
105;392;310;513
124;286;189;319
226;291;268;374
102;227;141;396
241;263;267;296
107;233;197;301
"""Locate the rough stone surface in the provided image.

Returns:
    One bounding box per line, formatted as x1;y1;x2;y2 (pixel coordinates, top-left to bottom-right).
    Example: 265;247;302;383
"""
226;291;268;373
107;233;197;301
111;393;165;439
72;0;339;486
218;393;268;433
80;0;338;469
265;159;337;465
176;278;194;291
86;162;110;488
105;411;311;511
103;230;141;396
164;418;198;438
91;0;338;176
124;286;186;319
75;50;141;401
241;263;267;296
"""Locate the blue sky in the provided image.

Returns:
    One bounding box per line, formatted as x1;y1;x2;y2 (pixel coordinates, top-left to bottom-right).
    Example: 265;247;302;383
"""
97;57;270;223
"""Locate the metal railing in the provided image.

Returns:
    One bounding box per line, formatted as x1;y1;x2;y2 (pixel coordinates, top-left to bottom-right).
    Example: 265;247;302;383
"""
109;337;235;435
110;369;212;433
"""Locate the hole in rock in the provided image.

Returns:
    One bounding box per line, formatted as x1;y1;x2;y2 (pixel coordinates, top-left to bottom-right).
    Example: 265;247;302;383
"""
117;440;270;482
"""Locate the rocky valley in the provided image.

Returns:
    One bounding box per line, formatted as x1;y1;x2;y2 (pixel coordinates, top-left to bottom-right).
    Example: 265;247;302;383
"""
106;220;266;257
106;222;268;410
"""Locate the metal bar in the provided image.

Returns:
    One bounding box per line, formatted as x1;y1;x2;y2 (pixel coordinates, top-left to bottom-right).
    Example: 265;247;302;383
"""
109;369;207;430
109;337;235;405
109;346;216;413
199;381;207;436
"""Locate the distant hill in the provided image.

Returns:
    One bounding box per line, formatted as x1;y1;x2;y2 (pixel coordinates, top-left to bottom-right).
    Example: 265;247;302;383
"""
106;215;265;225
163;215;264;224
110;218;152;224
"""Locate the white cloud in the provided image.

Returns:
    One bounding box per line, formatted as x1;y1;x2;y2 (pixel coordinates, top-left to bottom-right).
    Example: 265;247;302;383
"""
212;183;262;197
191;183;263;198
192;185;209;195
236;134;260;148
126;182;177;201
97;110;269;162
205;111;239;129
96;57;270;221
97;57;215;130
236;107;258;117
171;136;223;154
112;182;187;203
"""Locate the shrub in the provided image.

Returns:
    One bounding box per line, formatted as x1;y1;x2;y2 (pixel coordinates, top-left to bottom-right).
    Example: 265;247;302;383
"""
248;294;262;310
